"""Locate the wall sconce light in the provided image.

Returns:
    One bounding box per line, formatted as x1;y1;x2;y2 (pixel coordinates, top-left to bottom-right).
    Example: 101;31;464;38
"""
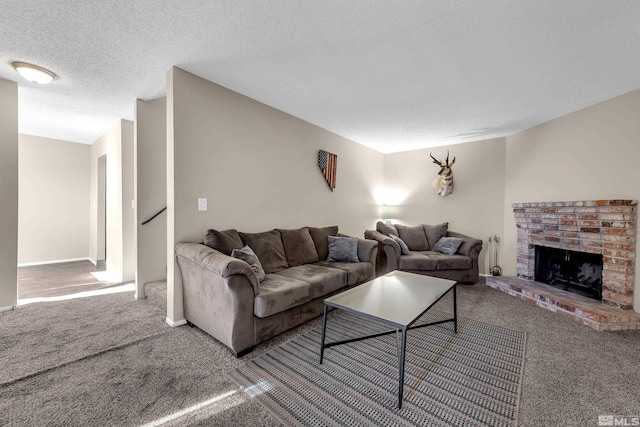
12;62;57;84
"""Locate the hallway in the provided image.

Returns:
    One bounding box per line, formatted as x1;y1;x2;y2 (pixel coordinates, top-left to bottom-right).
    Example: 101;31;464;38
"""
18;260;127;300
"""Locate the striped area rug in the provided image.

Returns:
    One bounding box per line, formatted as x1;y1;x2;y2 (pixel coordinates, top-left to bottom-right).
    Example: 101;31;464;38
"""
229;311;526;426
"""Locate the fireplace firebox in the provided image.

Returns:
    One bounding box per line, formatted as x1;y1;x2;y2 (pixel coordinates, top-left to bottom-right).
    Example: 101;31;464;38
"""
534;246;603;301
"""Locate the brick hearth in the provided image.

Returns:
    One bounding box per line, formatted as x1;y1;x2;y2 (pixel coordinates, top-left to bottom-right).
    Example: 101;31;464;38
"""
488;199;638;331
486;276;640;331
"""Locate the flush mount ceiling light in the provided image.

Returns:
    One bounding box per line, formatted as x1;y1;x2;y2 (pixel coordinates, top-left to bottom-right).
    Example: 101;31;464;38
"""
11;61;57;84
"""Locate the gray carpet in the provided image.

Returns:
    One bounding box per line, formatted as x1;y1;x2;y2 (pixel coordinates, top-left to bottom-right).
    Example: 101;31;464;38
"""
230;311;526;426
1;279;640;426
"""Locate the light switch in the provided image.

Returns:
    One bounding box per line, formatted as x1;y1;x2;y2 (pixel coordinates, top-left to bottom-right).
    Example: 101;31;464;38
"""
198;198;207;211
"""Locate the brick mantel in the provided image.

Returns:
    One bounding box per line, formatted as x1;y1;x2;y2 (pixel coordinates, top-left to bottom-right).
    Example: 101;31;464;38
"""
513;200;637;310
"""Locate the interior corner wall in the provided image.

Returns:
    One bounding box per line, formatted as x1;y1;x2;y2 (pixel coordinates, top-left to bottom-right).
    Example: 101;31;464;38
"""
0;79;18;309
18;134;90;265
166;66;385;323
135;97;167;298
121;120;135;281
90;120;134;282
503;89;640;312
384;138;506;274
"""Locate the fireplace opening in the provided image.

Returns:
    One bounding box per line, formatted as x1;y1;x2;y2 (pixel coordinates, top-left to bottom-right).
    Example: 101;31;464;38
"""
534;246;603;301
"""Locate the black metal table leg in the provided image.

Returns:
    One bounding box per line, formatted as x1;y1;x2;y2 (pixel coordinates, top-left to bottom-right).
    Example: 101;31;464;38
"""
397;327;407;409
453;283;458;333
319;304;328;364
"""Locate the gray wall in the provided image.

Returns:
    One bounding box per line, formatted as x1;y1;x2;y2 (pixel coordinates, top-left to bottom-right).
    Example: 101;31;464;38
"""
135;97;167;298
166;67;385;323
0;79;19;309
18;134;90;264
503;89;640;311
384;138;506;274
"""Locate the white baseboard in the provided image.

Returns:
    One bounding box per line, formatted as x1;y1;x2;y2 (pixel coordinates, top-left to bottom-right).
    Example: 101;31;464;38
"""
18;257;91;267
166;317;187;327
0;305;16;312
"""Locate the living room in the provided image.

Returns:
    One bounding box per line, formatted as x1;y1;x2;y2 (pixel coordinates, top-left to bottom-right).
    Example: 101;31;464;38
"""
1;2;640;426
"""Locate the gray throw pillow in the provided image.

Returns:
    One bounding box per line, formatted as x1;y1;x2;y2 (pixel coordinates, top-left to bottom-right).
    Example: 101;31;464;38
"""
432;237;463;255
231;245;266;282
395;224;429;251
327;236;359;263
390;234;411;255
203;229;244;255
277;227;320;266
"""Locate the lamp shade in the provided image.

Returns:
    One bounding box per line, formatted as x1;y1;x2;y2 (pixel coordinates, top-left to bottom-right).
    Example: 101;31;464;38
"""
380;205;398;220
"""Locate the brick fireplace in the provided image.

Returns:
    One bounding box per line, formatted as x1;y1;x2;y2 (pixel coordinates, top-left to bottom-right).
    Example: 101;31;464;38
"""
487;200;639;331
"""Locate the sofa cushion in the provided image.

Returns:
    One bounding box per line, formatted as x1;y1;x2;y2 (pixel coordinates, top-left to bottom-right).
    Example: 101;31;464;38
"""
423;223;449;249
254;274;312;318
307;226;339;261
327;236;359;263
435;254;472;270
398;252;439;271
432;237;463;255
239;230;288;274
376;221;398;237
315;261;374;286
204;229;243;255
231;245;266;282
415;251;473;270
278;227;320;266
273;265;347;299
390;234;411;255
395;224;430;251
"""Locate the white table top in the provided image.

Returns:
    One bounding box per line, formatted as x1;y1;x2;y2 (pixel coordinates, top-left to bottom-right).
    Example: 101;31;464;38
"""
324;271;456;327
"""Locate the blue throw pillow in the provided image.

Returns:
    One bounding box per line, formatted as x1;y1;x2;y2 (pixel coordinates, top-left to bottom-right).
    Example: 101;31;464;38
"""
232;245;266;282
390;234;411;255
432;237;463;255
327;236;359;263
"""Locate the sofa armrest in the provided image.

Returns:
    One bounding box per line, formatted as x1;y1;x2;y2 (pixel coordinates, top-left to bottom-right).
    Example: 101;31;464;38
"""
175;242;259;294
364;230;401;258
446;231;483;259
356;238;378;264
175;243;258;355
364;229;401;275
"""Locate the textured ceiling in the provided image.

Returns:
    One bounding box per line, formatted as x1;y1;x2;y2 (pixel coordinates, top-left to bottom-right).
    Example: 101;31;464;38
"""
1;1;639;153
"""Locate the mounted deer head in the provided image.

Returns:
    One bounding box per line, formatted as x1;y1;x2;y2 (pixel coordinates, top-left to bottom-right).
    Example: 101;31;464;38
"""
430;150;455;197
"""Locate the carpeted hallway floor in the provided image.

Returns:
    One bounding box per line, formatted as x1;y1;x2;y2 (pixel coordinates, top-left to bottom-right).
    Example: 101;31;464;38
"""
1;279;639;426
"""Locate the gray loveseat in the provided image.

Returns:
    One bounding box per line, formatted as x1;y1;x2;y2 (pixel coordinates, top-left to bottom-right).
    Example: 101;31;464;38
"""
175;226;377;356
365;221;482;283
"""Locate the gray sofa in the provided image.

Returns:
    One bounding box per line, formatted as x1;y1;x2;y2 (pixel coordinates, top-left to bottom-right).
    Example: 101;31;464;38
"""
175;226;377;356
364;221;482;283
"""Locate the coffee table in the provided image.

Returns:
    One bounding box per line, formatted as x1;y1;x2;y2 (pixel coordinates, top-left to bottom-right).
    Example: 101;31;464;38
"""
319;270;457;409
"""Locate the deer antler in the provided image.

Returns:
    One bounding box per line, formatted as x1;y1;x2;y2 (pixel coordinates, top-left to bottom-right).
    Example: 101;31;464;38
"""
430;153;442;165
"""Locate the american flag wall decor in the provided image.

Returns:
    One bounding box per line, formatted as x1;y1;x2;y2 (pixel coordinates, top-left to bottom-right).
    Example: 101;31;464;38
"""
318;150;337;191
